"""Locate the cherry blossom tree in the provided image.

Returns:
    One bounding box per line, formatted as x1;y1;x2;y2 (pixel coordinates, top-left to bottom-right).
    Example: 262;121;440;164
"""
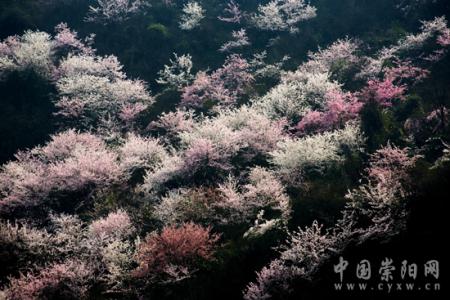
86;0;149;23
215;167;291;235
270;123;364;182
3;260;94;300
0;130;122;212
244;221;335;300
219;29;250;53
179;1;205;30
252;0;317;33
156;53;194;89
218;0;242;24
133;222;219;282
296;90;362;134
181;55;253;109
55;53;153;130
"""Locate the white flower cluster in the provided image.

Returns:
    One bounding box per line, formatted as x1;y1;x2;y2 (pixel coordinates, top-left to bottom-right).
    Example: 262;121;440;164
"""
270;123;364;181
179;1;205;30
156;53;194;89
254;70;341;121
219;29;251;53
252;0;317;33
0;31;54;77
86;0;149;23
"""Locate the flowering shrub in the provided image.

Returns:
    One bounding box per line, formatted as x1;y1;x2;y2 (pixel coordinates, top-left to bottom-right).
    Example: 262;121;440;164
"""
0;130;122;212
89;209;135;240
0;221;53;276
359;77;406;107
118;133;169;175
181;55;253;109
153;187;218;226
0;31;54;77
53;23;94;55
252;0;317;33
245;144;422;299
140;153;184;194
244;221;335;300
218;0;242;24
178;106;286;170
215;167;291;234
134;222;219;282
179;1;205;30
254;69;342;121
86;0;149;23
3;260;94;300
296;90;362;134
156;53;194;89
219;29;250;53
358;17;450;79
303;38;361;73
270;123;364;182
0;24;95;79
148;109;196;138
56;54;153;129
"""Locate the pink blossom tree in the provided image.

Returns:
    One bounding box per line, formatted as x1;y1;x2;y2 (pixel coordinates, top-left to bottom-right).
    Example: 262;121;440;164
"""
0;130;122;212
181;55;253;109
133;222;219;282
89;209;135;240
4;260;94;300
296;90;362;134
218;1;242;24
359;77;406;107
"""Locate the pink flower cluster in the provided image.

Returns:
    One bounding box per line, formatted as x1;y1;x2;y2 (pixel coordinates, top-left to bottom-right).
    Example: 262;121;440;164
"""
297;90;362;134
181;55;253;109
54;23;94;55
89;209;134;240
366;143;419;185
0;130;122;211
5;260;93;300
134;222;219;281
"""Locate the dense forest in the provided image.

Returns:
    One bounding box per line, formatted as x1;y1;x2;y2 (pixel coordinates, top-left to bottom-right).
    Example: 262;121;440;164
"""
0;1;448;299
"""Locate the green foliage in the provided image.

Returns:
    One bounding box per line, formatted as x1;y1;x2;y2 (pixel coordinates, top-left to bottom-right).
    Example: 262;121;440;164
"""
147;23;170;38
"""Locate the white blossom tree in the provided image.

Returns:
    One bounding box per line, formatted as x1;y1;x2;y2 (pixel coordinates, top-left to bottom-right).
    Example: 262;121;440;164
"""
252;0;317;33
179;1;205;30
